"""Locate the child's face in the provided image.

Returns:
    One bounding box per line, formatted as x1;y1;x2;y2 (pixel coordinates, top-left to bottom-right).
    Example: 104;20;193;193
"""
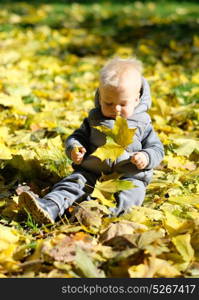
99;80;140;119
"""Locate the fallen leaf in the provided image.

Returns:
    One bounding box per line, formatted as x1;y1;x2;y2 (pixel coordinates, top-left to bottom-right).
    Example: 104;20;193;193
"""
163;210;193;235
168;194;199;207
128;257;180;278
172;234;194;262
171;136;199;156
42;233;94;264
100;220;147;244
75;247;105;278
91;177;134;207
137;229;165;249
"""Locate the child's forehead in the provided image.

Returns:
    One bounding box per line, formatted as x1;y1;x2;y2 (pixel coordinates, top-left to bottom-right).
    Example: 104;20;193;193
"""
100;86;140;102
101;79;141;94
101;69;141;89
119;69;142;85
101;85;134;94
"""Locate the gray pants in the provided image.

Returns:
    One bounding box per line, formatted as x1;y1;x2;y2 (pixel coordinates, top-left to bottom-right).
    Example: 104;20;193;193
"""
43;170;146;217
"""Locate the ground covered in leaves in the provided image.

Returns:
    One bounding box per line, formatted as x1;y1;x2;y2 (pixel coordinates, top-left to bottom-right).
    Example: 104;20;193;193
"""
0;0;199;278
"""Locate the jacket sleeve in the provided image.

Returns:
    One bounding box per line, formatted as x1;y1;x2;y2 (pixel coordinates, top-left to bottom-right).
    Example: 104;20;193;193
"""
141;123;164;169
65;117;91;159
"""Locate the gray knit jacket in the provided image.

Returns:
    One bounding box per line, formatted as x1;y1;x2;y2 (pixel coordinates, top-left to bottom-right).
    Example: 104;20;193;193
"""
65;77;164;186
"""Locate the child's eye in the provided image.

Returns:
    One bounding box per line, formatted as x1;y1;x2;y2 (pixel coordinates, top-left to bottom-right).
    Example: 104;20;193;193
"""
119;103;127;107
105;103;112;106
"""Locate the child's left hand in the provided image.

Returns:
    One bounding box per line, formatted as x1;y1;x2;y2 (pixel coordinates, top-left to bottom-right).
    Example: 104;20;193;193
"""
130;152;148;169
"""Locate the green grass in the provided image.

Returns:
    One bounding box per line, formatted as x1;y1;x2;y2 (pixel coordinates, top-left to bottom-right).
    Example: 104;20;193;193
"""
23;208;40;232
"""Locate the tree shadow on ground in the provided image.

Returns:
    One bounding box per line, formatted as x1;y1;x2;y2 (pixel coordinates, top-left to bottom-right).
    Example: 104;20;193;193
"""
0;155;61;196
0;1;197;66
0;155;63;221
1;0;199;3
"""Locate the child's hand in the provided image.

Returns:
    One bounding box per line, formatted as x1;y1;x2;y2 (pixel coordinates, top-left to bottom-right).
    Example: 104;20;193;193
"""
71;146;86;164
130;152;148;169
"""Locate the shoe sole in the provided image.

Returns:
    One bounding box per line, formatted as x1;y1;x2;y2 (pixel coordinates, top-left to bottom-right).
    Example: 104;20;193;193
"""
19;192;55;225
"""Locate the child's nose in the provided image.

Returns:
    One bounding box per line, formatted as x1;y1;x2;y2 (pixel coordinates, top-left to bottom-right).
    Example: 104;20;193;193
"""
115;105;121;113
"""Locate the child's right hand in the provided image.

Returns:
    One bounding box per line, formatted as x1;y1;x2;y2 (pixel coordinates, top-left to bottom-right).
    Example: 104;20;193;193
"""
71;146;86;164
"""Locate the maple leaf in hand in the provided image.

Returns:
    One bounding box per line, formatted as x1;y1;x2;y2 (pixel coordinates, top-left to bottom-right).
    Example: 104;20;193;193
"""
92;116;136;161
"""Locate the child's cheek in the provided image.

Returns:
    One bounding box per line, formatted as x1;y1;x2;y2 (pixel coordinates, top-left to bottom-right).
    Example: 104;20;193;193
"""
124;108;132;118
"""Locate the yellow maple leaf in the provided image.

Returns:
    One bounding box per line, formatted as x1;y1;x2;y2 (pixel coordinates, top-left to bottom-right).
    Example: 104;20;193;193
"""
165;154;196;171
0;93;23;108
93;137;124;161
171;136;199;156
172;234;194;263
0;224;20;272
193;35;199;48
163;210;191;236
192;72;199;84
93;116;136;161
91;188;116;207
91;177;134;207
0;127;10;142
0;141;12;160
128;257;180;278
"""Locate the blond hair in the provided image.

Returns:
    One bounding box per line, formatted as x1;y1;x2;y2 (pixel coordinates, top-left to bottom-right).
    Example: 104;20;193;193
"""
99;57;143;88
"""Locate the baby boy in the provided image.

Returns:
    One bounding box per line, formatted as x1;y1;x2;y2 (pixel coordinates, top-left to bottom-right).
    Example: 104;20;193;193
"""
19;57;164;224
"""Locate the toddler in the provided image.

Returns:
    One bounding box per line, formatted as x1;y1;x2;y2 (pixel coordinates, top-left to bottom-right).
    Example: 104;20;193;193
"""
19;57;164;224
